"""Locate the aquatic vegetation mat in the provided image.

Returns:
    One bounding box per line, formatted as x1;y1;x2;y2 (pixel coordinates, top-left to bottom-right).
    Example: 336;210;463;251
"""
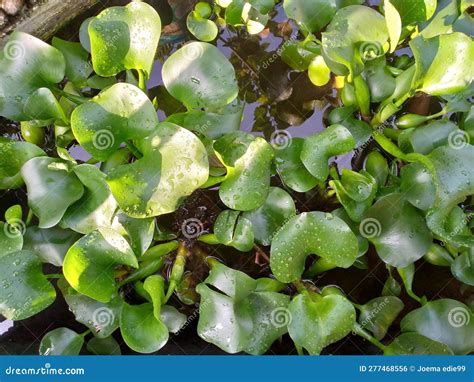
0;0;473;355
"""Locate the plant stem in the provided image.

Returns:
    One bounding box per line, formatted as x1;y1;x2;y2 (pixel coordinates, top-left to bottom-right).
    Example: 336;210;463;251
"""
200;175;226;189
295;344;304;356
305;257;336;277
25;209;34;226
353;323;386;351
137;69;147;93
52;88;89;104
197;233;220;245
125;141;143;159
46;273;64;279
80;330;91;338
292;280;306;293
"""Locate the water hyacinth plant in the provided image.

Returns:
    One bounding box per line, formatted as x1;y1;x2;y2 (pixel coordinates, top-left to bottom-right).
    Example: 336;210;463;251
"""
0;0;473;356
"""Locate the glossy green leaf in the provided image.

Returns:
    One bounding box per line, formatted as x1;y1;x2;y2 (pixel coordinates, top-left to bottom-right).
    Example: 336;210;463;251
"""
242;187;296;246
358;296;404;340
270;211;359;282
111;212;155;257
63;228;138;302
301;124;356;181
321;5;388;78
308;55;331;87
143;275;166;320
88;2;161;77
384;333;454;355
120;303;169;353
196;263;289;354
288;292;356;355
160;305;187;334
390;0;437;25
107;122;209;218
274;137;318;192
401;299;474;354
423;146;474;246
398;120;458;154
214;210;254;252
364;150;388;186
330;169;377;222
361;193;432;267
0;250;56;320
23;87;65;122
187;11;218;42
364;57;396;102
215;132;273;211
0;222;23;258
52;37;92;86
63;164;117;234
0;31;65;120
39;328;83;355
162;42;238;109
58;278;122;338
283;0;363;34
23;226;80;266
451;251;474;286
384;0;402;52
21;157;84;228
0;140;46;189
71;83;158;160
410;32;474;96
87;336;121;355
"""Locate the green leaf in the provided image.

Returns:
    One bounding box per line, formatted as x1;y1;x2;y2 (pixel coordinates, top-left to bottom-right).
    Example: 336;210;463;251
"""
107;122;209;218
0;31;65;121
111;212;155;257
301;124;356;181
398;120;458;154
71;83;158;161
283;0;363;34
196;283;253;353
23;226;80;266
39;328;83;355
384;333;454;355
287;292;356;355
62;164;117;234
390;0;437;25
410;32;474;96
419;0;459;38
242;187;296;246
308;55;331;87
244;291;291;355
358;296;404;340
21;157;84;228
88;2;161;77
274;137;318;192
120;303;169;353
87;336;121;355
143;275;166;320
215;132;274;211
52;37;92;86
361;193;432;267
196;262;290;354
384;0;402;52
270;211;359;282
451;251;474;286
0;250;56;320
0;222;23;258
321;5;388;78
162;42;238;109
23;87;65;122
0;140;46;189
423;145;474;246
205;261;257;301
214;210;254;252
58;278;123;338
187;11;218;42
401;299;474;354
166;102;243;139
330;169;377;222
364;57;396;102
160;305;187;334
63;228;138;303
